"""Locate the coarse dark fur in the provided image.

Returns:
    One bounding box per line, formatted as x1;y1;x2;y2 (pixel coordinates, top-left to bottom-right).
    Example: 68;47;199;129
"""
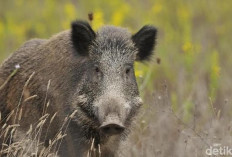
0;20;157;157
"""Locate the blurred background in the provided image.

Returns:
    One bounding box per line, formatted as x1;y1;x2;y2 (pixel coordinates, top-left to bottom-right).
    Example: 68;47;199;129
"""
0;0;232;156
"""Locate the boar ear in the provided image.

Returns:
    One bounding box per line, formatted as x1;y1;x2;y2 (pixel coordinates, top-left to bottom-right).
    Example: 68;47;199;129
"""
132;25;157;61
71;20;96;56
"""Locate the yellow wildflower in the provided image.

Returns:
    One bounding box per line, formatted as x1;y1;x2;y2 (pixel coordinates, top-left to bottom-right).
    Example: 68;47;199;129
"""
92;10;104;30
152;3;163;14
182;41;193;53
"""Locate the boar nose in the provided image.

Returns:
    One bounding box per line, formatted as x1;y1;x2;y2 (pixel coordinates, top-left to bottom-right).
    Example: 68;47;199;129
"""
99;114;125;135
100;123;125;135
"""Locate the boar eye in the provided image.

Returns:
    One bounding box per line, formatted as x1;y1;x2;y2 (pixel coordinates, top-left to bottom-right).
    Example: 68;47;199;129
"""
125;68;130;74
95;67;100;73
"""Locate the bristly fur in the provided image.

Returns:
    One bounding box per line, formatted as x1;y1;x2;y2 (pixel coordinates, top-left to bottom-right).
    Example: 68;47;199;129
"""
132;25;158;61
71;20;96;56
0;19;158;156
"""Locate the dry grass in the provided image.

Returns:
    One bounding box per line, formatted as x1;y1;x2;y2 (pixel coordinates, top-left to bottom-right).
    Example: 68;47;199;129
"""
119;82;231;157
0;110;79;157
0;72;78;157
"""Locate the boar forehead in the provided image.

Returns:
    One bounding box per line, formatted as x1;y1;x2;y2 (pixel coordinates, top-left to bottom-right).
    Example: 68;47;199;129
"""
90;26;137;67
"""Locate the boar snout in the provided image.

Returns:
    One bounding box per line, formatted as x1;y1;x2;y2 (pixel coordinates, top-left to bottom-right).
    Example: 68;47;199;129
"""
99;114;125;135
94;92;130;135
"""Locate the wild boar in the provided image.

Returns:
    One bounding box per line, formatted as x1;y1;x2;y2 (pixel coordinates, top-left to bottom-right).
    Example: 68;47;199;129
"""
0;20;157;157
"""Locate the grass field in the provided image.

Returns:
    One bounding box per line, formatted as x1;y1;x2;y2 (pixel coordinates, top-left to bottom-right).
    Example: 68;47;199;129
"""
1;0;232;156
